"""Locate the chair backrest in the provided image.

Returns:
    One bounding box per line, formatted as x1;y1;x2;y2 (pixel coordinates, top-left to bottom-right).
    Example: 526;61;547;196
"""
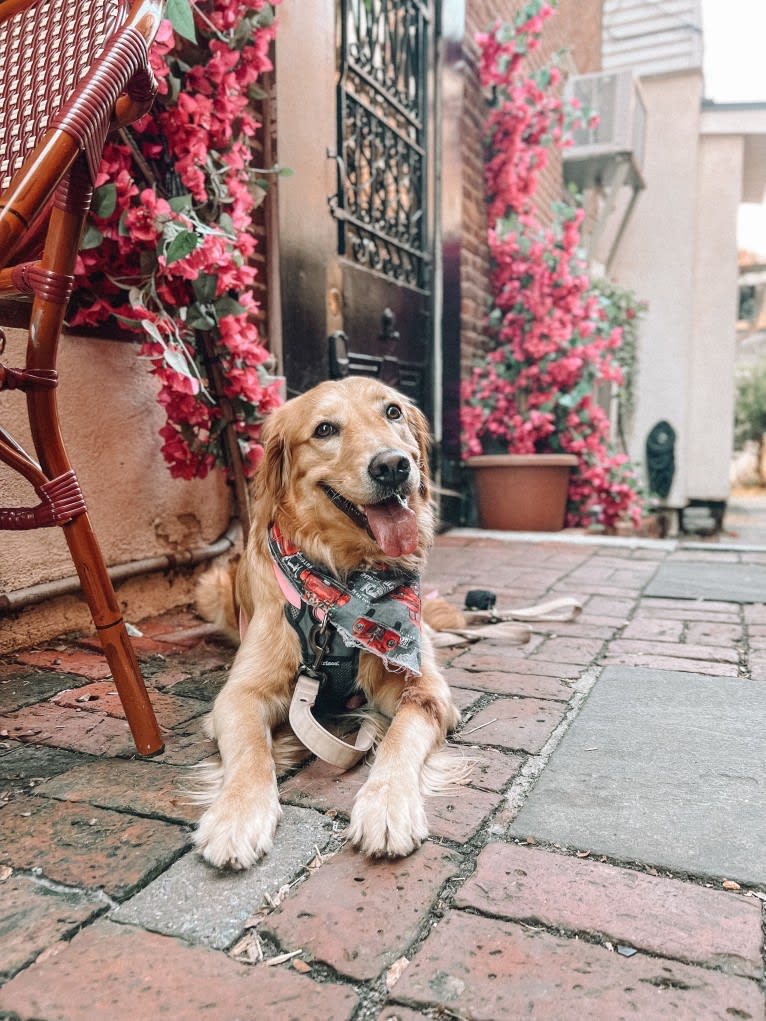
0;0;125;194
0;0;164;268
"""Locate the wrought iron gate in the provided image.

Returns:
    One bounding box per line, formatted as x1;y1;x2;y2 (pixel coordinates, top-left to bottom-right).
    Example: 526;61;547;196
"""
328;0;435;414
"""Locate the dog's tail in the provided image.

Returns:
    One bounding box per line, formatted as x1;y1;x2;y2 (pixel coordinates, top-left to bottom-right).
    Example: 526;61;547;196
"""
195;561;239;643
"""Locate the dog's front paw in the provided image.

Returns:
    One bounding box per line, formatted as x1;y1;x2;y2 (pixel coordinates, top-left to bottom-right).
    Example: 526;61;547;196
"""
348;777;428;858
194;788;282;870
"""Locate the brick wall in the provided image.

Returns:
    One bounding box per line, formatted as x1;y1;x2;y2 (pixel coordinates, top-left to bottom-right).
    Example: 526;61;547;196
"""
459;0;603;376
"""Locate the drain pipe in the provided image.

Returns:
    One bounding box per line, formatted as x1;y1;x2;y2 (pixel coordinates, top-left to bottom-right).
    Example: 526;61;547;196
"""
0;519;242;615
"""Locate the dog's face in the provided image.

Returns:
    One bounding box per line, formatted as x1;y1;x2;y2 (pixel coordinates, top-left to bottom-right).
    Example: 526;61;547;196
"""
253;377;433;570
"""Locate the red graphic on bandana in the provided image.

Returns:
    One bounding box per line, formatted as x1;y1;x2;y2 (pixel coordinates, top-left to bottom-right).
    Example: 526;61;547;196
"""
391;585;421;628
352;617;401;654
299;570;351;607
272;523;299;556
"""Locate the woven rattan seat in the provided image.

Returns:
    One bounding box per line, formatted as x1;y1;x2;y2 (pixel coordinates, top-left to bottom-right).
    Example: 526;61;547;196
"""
0;0;166;755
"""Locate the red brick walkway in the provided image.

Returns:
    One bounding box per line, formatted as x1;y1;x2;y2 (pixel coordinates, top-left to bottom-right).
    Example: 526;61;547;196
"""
0;533;764;1020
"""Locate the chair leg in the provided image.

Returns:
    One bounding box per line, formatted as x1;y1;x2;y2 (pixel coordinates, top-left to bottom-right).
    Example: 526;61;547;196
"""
15;169;164;756
62;509;165;756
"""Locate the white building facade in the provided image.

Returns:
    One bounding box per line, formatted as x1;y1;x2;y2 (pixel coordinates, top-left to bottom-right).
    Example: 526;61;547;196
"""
576;0;766;528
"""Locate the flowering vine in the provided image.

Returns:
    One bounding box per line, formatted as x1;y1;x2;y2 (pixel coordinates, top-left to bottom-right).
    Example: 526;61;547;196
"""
462;1;645;529
69;0;283;480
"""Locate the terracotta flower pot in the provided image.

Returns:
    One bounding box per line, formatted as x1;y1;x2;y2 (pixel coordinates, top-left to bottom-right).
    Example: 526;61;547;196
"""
466;454;578;532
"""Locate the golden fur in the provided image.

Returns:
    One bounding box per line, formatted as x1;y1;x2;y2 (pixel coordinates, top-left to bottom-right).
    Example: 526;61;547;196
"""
194;377;461;869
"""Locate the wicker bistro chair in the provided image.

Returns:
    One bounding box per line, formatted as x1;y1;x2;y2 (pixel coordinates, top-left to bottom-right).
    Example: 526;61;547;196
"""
0;0;166;755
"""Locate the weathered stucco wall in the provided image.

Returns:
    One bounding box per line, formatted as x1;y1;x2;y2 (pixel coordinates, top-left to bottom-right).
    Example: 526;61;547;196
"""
1;327;233;650
687;132;742;499
611;70;738;507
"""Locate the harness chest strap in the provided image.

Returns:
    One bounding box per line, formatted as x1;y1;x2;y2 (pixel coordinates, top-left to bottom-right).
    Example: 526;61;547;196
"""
289;673;376;771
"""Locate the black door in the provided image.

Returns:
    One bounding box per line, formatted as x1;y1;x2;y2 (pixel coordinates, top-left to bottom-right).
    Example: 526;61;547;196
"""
279;0;437;421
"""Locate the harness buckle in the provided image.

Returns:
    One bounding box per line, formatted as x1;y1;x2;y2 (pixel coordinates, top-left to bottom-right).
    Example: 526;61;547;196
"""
305;617;329;683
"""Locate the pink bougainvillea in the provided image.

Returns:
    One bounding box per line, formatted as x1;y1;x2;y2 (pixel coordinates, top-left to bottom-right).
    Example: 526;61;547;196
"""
462;2;644;529
69;0;283;479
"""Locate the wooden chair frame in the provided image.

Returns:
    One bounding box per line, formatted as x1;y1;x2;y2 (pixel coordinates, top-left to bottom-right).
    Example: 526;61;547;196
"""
0;0;166;755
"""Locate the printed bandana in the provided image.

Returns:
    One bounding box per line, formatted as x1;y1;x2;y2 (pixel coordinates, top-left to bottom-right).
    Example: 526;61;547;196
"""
268;524;422;676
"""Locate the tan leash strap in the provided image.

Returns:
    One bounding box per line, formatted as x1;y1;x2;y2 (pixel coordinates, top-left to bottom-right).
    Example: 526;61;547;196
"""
465;596;582;625
289;673;376;770
427;596;582;649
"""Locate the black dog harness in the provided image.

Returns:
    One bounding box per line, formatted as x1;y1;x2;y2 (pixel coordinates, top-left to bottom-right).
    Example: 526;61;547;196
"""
284;601;364;716
265;523;424;768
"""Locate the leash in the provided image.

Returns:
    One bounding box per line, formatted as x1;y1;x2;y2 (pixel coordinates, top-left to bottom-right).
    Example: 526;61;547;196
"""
287;614;376;770
425;595;582;648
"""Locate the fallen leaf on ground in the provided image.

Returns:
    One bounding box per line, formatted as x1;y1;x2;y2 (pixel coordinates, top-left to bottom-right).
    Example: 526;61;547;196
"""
229;931;264;964
266;949;303;967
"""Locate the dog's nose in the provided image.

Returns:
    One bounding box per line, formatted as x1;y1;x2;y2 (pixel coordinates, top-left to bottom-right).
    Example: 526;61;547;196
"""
368;450;411;489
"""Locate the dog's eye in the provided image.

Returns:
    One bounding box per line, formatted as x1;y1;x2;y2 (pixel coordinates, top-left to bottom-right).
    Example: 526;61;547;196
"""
385;404;403;421
313;421;338;439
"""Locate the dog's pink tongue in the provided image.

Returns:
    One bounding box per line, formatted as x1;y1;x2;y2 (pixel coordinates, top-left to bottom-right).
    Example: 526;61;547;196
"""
364;497;418;557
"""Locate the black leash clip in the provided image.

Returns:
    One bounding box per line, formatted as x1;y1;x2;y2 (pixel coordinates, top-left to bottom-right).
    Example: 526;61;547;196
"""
303;616;329;683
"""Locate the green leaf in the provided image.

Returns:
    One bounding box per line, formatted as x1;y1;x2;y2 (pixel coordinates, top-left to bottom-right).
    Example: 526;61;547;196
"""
278;166;294;178
164;345;196;379
80;223;104;250
192;274;218;303
214;295;245;319
91;183;117;219
165;230;199;264
187;308;217;330
168;193;193;212
217;213;235;236
166;73;181;103
166;0;196;42
141;319;164;345
254;3;275;27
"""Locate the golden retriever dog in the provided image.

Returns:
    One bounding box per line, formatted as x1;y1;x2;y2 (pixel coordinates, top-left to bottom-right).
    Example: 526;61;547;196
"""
194;376;461;869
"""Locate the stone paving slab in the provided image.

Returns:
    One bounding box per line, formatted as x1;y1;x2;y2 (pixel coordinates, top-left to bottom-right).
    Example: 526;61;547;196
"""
445;664;575;701
452;695;568;754
0;671;86;714
509;667;766;884
0;702;136;758
456;842;763;979
36;758;203;825
113;806;334;949
391;909;764;1021
0;796;189;899
262;842;460;981
0;873;105;981
51;680;208;728
645;559;766;603
0;920;359;1021
0;745;94;802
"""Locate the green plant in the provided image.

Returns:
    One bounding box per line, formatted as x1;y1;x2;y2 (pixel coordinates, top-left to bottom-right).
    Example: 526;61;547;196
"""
462;3;645;529
734;362;766;461
588;276;646;441
69;0;283;480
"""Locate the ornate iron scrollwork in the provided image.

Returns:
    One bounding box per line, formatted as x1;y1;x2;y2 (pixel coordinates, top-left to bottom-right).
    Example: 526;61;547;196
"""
333;0;430;290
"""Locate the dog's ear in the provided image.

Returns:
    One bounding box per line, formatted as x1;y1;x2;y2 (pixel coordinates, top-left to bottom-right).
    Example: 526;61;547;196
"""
253;409;291;512
405;400;432;501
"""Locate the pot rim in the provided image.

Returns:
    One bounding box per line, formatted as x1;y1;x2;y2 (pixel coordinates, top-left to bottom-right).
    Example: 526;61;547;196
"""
465;454;578;468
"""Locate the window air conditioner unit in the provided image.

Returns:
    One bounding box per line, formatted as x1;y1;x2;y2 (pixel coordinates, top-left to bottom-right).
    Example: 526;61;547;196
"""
564;70;646;192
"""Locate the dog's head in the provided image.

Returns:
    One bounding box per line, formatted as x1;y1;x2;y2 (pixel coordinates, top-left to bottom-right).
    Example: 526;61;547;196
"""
252;377;434;571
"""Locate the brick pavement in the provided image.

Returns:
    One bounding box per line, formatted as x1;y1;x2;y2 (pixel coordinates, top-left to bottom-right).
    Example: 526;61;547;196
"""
0;531;764;1020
